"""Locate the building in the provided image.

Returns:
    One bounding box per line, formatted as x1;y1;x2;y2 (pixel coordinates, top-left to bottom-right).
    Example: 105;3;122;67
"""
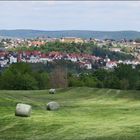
109;48;121;52
9;56;17;64
106;61;117;69
60;37;84;43
29;41;45;47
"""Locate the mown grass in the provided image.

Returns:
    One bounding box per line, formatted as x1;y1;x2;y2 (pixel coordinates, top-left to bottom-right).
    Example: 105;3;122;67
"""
0;87;140;140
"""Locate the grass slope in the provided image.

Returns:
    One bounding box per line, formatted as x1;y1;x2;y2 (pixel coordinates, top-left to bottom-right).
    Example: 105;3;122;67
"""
0;87;140;140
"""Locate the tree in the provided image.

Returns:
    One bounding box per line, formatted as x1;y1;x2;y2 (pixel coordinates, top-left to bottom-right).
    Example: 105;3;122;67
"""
0;69;15;89
14;73;38;90
49;66;68;88
120;79;129;90
103;74;120;89
135;80;140;90
33;72;49;89
0;63;38;90
114;64;139;89
0;42;5;48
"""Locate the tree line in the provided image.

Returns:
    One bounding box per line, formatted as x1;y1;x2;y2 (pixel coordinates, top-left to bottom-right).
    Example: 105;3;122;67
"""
68;64;140;90
0;62;139;90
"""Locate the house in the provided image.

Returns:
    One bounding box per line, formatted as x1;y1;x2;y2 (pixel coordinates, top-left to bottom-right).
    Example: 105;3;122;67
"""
106;61;117;69
9;56;17;64
0;59;9;67
29;41;45;47
28;55;39;63
79;61;92;69
109;48;121;52
48;51;63;60
84;62;92;69
66;54;78;62
39;54;52;63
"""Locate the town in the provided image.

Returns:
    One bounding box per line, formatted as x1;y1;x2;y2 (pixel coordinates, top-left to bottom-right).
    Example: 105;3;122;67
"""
0;36;140;70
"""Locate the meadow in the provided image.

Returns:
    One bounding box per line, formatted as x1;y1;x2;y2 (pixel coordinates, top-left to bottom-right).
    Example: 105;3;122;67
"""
0;87;140;140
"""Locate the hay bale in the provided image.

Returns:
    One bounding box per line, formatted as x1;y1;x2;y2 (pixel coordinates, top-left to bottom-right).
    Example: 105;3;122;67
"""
15;103;32;117
46;101;60;111
49;89;56;94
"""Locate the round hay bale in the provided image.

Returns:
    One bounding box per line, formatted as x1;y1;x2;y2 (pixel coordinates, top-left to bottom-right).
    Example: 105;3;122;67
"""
46;101;60;111
15;103;32;117
49;89;56;94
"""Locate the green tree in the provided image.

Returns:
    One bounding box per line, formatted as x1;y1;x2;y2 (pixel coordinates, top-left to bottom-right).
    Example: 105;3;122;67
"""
33;72;49;89
0;63;38;90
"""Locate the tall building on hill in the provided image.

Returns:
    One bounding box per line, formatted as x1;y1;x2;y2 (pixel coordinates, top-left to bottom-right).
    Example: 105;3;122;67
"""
60;37;84;43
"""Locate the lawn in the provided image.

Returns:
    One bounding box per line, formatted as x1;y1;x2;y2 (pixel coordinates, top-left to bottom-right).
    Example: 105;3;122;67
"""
0;87;140;140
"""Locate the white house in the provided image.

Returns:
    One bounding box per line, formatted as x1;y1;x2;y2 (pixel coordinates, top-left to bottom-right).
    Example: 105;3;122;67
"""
84;62;92;69
9;56;17;64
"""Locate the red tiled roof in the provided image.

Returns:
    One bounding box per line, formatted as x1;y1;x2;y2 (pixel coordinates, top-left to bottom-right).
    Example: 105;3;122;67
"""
31;41;45;46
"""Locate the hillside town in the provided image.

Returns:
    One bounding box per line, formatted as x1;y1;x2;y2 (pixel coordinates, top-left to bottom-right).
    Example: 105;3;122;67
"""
0;37;140;70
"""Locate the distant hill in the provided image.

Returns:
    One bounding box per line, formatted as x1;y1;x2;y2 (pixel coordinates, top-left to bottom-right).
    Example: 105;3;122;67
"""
0;30;140;40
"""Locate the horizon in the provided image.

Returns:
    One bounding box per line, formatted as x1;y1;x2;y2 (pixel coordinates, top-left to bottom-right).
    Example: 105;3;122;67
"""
0;29;140;32
0;1;140;31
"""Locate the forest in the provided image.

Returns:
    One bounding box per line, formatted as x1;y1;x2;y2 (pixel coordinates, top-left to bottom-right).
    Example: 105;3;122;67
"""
0;62;139;90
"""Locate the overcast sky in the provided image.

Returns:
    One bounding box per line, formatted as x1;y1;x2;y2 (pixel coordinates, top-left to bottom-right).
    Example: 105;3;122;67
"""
0;1;140;31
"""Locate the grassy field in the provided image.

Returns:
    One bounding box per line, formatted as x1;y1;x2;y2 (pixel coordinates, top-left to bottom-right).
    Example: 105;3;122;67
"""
0;87;140;140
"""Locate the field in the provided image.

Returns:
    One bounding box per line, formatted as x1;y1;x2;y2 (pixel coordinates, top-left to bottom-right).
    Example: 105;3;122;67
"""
0;87;140;140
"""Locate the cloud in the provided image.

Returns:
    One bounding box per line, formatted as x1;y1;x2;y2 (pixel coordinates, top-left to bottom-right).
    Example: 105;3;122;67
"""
0;1;140;31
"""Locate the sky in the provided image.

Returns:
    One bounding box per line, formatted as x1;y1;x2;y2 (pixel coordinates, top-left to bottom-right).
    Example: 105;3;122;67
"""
0;1;140;31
